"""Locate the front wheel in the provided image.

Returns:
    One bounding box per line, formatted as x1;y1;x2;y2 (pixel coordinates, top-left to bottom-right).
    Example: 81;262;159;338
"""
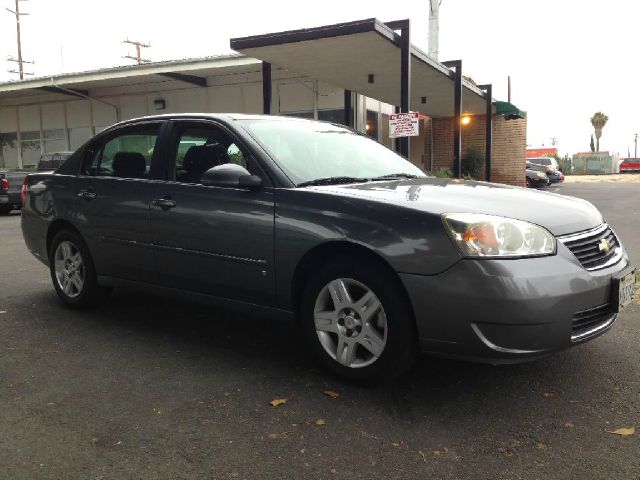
300;257;417;382
49;229;111;308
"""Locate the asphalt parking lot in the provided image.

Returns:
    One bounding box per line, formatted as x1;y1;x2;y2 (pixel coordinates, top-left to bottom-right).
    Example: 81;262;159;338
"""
1;182;638;480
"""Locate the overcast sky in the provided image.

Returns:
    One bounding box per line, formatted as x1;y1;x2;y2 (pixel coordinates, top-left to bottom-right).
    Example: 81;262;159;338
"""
1;0;638;157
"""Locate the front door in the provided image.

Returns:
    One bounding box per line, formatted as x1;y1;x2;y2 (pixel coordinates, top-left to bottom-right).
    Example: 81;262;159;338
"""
74;122;164;283
149;121;276;305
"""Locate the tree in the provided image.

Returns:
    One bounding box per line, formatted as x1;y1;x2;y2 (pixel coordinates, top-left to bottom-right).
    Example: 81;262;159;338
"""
590;112;609;152
590;134;595;152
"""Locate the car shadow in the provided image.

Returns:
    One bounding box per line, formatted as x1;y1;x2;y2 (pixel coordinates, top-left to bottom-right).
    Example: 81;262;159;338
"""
28;286;609;422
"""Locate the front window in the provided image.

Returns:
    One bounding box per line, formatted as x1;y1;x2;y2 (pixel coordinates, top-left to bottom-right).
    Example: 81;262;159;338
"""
239;118;424;185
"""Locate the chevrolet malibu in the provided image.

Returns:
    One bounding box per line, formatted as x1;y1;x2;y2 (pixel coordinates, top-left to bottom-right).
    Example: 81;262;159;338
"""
21;114;636;381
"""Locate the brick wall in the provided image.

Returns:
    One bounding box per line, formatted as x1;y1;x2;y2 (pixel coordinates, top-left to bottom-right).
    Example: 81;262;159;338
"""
417;115;527;186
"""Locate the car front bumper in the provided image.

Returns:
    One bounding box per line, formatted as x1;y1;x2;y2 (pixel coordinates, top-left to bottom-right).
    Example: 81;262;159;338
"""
400;244;631;363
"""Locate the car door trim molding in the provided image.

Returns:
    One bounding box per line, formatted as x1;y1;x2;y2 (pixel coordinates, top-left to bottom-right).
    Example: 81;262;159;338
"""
100;235;267;266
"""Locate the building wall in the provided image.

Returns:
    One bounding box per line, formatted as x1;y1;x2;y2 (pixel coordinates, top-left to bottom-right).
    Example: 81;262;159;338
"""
0;71;346;168
421;114;527;186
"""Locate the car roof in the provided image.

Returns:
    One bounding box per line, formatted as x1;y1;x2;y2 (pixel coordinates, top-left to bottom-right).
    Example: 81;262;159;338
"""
108;113;330;130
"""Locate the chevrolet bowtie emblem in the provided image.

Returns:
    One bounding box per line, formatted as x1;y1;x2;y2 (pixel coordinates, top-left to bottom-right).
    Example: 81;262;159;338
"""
598;238;611;254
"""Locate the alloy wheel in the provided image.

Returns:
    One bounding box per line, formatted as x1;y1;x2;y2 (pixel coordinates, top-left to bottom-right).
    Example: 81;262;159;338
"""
313;278;387;368
54;240;85;298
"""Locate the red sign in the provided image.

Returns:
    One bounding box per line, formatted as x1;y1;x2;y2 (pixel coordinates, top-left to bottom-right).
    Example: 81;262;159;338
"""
526;148;558;158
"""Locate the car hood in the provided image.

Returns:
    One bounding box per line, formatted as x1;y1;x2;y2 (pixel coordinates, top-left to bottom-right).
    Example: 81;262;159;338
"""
303;178;602;236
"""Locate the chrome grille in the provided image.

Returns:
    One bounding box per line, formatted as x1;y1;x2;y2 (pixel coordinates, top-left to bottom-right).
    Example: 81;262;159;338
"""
558;224;622;271
571;303;616;341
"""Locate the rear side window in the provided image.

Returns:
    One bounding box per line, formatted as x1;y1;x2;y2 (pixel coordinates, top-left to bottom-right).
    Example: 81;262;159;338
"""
84;125;159;178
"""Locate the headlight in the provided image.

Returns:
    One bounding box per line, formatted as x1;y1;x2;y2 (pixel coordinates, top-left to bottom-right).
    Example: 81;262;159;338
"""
442;213;556;257
536;172;546;178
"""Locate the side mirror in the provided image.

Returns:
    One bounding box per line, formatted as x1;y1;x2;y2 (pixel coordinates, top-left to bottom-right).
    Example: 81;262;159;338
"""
200;164;263;190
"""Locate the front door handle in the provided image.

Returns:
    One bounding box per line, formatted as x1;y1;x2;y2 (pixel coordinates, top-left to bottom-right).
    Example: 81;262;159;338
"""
152;197;177;210
77;189;97;201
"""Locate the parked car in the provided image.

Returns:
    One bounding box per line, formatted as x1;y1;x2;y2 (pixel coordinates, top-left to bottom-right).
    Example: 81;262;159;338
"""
37;152;74;172
528;156;562;172
525;166;549;188
526;162;563;185
0;169;29;214
619;157;640;173
21;114;636;381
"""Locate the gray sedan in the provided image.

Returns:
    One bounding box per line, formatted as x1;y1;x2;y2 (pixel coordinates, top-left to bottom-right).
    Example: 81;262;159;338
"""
21;114;636;381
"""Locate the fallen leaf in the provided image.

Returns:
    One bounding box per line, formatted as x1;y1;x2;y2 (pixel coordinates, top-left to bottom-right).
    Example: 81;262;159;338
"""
542;390;558;398
0;311;6;314
392;442;400;448
432;447;449;456
315;419;326;426
418;450;428;463
46;402;55;407
330;469;337;475
564;421;574;428
200;419;210;426
607;427;635;436
536;442;547;450
324;390;340;399
270;398;288;407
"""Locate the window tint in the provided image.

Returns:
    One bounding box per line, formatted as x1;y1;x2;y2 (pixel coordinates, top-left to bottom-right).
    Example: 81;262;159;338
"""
171;125;251;184
84;125;159;178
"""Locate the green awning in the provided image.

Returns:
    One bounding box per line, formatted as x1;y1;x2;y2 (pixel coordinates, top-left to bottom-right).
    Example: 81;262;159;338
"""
495;101;526;120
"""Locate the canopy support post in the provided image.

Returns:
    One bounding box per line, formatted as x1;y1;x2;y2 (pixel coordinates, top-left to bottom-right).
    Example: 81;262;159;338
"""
443;60;462;178
262;62;272;114
479;83;493;182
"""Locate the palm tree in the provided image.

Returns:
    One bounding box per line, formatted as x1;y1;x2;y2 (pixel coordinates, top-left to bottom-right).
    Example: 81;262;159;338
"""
590;112;609;152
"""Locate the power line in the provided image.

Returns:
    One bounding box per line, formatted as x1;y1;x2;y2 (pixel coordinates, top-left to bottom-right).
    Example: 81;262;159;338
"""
6;0;33;79
122;38;151;64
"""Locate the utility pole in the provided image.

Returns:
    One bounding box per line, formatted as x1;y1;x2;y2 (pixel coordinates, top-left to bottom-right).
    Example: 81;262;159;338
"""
122;39;151;64
634;133;638;159
6;0;33;79
428;0;441;61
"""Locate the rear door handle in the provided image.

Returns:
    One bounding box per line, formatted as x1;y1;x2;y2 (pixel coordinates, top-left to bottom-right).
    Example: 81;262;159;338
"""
152;197;177;210
77;189;97;201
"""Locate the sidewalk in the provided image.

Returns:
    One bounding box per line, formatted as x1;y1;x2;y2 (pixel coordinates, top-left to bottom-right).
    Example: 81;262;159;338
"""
564;174;640;183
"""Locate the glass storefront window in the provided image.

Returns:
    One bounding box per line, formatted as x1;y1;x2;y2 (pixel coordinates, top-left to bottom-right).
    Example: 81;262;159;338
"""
44;129;66;153
0;132;18;169
69;127;92;150
366;110;378;140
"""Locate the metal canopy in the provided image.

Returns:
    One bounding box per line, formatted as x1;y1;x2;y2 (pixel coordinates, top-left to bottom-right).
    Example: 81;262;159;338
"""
230;18;488;118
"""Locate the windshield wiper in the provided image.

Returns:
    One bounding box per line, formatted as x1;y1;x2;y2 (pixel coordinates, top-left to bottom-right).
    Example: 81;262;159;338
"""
297;176;369;187
369;173;419;181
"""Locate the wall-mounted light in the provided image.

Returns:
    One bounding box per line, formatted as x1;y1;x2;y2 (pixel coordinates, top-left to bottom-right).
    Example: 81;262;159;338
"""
461;114;471;126
368;74;375;84
154;99;166;110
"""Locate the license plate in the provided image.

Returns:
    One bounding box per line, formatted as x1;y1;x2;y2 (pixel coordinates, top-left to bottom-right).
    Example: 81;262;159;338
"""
617;270;636;311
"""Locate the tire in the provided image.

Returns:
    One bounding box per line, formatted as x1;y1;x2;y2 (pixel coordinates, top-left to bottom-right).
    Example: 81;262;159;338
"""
299;255;418;383
48;229;111;308
525;178;532;188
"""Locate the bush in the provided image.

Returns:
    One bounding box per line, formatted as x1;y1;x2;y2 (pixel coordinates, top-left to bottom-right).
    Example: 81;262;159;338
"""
426;168;454;178
461;147;485;180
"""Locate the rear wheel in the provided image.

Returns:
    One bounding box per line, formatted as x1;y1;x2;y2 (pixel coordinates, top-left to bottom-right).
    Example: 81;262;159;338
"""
49;229;111;308
300;256;417;382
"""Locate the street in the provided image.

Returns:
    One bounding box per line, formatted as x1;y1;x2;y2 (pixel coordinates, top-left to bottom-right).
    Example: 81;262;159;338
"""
1;182;638;480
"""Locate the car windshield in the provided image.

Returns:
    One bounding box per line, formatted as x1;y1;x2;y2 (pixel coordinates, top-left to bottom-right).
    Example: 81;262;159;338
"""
239;118;425;185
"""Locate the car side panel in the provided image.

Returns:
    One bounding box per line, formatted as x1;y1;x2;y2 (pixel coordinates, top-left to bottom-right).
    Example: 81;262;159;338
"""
273;189;461;310
21;174;77;263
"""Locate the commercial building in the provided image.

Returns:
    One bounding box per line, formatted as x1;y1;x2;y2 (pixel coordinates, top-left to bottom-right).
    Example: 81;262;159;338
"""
0;18;527;185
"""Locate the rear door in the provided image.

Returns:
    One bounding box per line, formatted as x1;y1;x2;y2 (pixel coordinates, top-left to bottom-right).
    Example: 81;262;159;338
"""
73;121;166;283
149;120;276;305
